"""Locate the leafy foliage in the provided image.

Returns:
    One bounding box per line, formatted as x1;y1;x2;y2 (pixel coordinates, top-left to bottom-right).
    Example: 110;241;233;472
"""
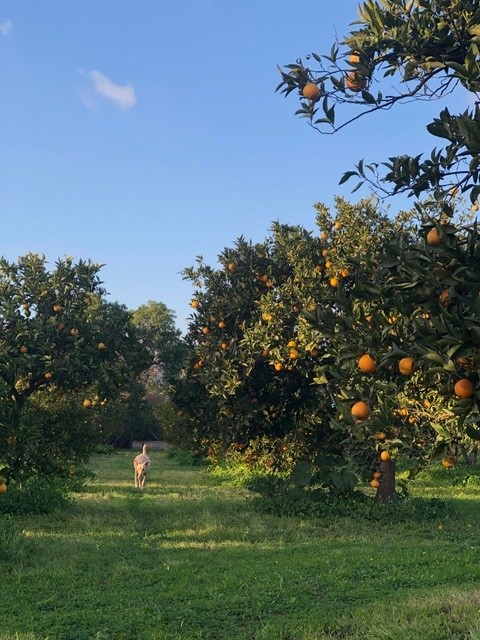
278;0;480;202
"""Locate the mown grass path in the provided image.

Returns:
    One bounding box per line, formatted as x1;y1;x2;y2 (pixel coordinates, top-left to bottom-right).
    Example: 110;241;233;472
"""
1;452;480;640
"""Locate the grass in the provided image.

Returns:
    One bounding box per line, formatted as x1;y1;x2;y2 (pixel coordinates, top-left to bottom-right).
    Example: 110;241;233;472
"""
1;451;480;640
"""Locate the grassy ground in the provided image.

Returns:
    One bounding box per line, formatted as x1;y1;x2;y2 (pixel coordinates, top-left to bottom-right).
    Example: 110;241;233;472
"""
1;451;480;640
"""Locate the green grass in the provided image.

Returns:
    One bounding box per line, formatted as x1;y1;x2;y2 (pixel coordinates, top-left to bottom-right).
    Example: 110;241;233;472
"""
1;452;480;640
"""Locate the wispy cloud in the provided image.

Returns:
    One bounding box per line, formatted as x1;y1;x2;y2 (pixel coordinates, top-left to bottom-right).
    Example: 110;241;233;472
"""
0;20;12;36
78;69;136;112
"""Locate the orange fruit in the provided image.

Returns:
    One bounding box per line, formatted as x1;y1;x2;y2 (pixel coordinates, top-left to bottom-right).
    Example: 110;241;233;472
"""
426;227;442;245
454;378;475;398
349;51;360;64
398;357;416;375
302;82;320;101
351;401;370;420
330;277;339;287
44;372;53;380
441;458;454;468
358;353;377;374
340;268;349;277
52;304;62;312
320;231;328;241
274;362;284;372
262;313;272;322
287;340;297;348
218;321;226;329
289;349;299;360
439;289;451;307
310;348;319;357
70;328;79;337
325;260;333;269
370;479;380;488
380;450;391;461
220;342;229;350
0;483;7;494
334;221;342;230
83;399;92;408
345;71;367;92
191;300;200;309
372;470;382;480
375;431;387;441
19;345;28;354
97;342;106;350
227;262;235;272
202;327;210;335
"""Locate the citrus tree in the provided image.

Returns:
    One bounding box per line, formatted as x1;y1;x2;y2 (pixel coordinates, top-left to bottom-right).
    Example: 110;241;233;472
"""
0;253;150;486
278;0;480;203
176;197;429;495
276;0;480;498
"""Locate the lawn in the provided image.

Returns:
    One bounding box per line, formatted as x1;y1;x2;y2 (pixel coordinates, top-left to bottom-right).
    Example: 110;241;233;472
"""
1;451;480;640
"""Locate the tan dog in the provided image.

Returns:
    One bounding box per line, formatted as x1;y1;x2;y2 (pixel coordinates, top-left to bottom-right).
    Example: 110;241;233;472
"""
134;444;150;489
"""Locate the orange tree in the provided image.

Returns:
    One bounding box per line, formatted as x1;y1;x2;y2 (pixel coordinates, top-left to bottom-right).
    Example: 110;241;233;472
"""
276;0;480;498
278;0;480;203
175;197;424;494
0;253;149;486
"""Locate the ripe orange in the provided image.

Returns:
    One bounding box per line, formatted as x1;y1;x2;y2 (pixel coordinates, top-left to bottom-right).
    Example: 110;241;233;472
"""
457;356;473;369
370;479;380;488
220;342;229;350
358;353;377;374
218;321;226;329
380;450;391;461
454;378;475;398
97;342;106;350
262;313;272;322
0;483;7;494
289;349;299;360
191;300;200;309
340;268;349;278
310;348;319;357
439;289;451;307
398;357;416;375
227;262;236;272
274;362;284;372
426;227;442;245
334;221;342;231
202;326;210;335
330;277;339;287
302;82;320;101
320;231;328;241
70;328;79;337
345;71;367;92
19;345;28;354
83;399;92;408
351;401;370;420
375;431;387;441
287;340;297;348
325;260;333;269
372;470;382;480
44;372;53;380
442;458;454;468
52;304;62;312
349;51;360;64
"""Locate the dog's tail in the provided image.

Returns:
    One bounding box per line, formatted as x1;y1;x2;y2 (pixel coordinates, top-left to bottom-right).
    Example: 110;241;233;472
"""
142;443;148;456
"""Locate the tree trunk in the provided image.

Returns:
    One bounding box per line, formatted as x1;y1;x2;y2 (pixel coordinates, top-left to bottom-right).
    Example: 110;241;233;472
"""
376;458;396;502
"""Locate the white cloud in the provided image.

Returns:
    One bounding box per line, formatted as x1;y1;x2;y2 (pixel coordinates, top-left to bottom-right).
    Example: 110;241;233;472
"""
78;69;136;112
0;20;12;36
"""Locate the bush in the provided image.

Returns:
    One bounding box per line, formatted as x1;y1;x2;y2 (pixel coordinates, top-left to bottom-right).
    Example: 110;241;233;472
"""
0;477;80;515
164;448;206;466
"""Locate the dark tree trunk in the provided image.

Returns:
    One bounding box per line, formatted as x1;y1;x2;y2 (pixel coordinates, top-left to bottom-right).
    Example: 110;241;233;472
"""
376;458;396;502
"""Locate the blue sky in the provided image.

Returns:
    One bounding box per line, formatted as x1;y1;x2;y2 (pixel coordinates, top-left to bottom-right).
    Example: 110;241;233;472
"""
0;1;468;333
